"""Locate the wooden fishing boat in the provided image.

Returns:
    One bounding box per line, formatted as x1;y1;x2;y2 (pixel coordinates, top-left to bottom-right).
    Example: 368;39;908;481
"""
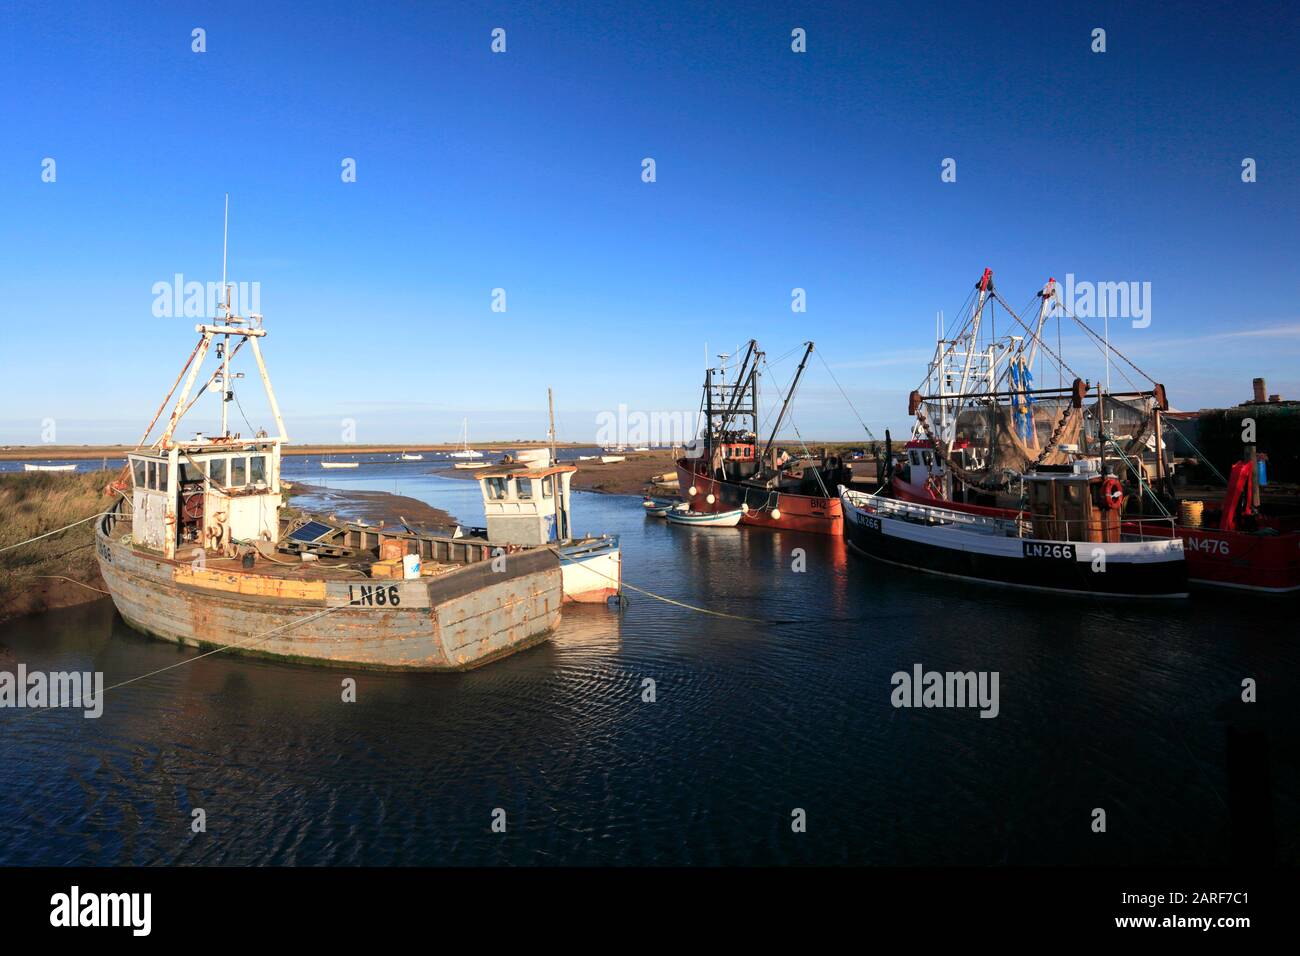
677;340;847;535
95;250;562;671
664;507;744;527
97;505;563;669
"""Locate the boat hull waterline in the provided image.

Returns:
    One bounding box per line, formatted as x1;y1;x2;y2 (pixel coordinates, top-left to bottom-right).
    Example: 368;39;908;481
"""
841;490;1188;598
677;462;842;535
95;507;563;670
892;475;1300;593
556;536;623;603
663;507;744;527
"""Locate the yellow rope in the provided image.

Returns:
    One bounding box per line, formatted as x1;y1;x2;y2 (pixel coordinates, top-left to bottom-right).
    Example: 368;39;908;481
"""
33;575;111;595
0;512;113;552
550;544;769;623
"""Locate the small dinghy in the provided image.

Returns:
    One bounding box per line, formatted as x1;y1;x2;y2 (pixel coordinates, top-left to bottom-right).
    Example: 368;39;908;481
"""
599;455;626;464
642;498;681;517
663;506;744;527
23;463;76;472
320;461;359;470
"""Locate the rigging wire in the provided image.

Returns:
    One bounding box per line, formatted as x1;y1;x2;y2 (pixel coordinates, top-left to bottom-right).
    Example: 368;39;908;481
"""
815;349;877;443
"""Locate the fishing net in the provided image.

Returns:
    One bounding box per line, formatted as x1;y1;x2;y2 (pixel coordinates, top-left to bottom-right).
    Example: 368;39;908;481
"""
941;400;1082;477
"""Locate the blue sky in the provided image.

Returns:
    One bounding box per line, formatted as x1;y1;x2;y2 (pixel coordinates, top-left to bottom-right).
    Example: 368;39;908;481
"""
1;0;1296;445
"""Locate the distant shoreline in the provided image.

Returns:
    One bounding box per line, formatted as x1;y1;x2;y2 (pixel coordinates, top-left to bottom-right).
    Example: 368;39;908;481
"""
0;441;585;461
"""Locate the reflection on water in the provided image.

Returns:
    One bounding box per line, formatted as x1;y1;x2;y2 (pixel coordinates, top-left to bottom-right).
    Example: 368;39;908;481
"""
1;460;1297;865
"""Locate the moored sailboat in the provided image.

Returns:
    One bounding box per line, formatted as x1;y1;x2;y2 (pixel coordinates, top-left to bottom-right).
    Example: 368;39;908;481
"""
447;418;484;459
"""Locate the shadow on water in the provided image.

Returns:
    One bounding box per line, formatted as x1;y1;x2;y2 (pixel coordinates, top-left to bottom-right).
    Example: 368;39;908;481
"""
0;460;1296;864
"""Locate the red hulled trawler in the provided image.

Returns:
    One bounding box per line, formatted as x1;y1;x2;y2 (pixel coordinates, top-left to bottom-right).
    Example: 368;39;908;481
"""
677;340;849;535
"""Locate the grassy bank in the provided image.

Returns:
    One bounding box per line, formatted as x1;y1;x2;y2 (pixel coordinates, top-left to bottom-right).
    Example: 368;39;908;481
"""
0;470;115;623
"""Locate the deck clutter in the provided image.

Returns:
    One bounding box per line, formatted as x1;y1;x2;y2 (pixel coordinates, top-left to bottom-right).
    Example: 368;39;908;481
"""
870;269;1299;594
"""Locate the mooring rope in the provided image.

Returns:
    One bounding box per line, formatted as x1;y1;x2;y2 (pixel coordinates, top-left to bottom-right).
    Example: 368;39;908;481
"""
33;576;111;595
0;512;115;553
13;599;361;720
548;543;881;626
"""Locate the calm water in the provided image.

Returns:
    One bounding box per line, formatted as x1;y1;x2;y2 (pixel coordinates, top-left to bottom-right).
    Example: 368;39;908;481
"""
2;458;1297;865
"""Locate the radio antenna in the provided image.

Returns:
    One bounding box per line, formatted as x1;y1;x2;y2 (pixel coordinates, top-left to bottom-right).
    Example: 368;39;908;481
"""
221;193;230;317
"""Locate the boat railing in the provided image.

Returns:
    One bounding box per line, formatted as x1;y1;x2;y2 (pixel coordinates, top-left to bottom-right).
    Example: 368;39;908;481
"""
1114;517;1181;542
101;496;128;537
841;489;1016;533
841;487;1181;543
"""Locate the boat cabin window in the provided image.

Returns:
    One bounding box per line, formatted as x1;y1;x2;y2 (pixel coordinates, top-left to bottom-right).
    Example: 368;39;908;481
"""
921;450;934;467
486;477;508;500
517;477;533;500
1029;482;1052;509
541;476;553;498
910;450;922;466
133;459;146;488
179;461;205;484
231;457;247;487
209;458;228;487
250;455;266;485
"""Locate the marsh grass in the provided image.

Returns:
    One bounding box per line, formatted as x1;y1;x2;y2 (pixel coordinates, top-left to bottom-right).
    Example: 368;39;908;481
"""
0;470;116;615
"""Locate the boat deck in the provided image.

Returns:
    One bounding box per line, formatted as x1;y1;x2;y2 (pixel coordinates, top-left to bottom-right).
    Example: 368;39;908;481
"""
846;491;1172;544
110;515;468;582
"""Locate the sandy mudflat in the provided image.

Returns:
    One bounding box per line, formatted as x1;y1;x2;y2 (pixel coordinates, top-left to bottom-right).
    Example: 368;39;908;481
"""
287;482;459;532
567;451;682;496
437;450;682;497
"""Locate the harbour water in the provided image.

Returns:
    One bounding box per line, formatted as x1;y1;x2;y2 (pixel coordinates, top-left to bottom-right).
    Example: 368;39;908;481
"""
1;460;1297;865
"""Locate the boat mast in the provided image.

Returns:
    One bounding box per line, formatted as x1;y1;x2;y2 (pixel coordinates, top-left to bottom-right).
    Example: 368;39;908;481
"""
547;387;557;467
1025;278;1056;376
219;194;231;438
759;342;813;467
949;269;993;453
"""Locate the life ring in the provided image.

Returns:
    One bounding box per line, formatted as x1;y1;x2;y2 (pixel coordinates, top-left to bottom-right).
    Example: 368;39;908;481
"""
1101;477;1124;510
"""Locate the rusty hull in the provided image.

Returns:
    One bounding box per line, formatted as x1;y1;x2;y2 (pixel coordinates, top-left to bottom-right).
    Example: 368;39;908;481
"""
94;509;562;671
